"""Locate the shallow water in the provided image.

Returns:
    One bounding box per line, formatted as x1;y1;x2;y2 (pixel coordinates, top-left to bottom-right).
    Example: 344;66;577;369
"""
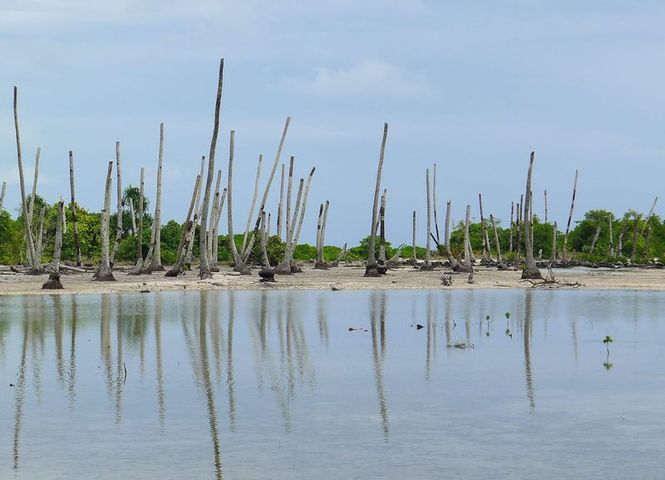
1;289;664;479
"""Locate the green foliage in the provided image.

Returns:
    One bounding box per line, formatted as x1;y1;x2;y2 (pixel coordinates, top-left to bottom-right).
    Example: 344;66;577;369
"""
0;211;22;264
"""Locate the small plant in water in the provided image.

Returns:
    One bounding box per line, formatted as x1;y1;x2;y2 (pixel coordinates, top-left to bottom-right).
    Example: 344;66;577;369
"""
603;335;614;370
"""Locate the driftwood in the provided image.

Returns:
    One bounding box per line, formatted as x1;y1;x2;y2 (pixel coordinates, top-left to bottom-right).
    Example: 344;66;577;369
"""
523;267;581;289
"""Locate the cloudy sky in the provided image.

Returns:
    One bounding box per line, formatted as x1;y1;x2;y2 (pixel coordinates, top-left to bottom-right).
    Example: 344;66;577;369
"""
1;1;664;246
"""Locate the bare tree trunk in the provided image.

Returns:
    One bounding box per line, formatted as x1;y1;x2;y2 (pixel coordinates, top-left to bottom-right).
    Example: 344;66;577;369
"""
365;123;388;277
226;130;251;274
291;168;315;253
212;188;227;271
93;161;116;281
516;197;522;262
286;156;294;241
111;141;123;265
166;175;201;277
0;182;5;211
320;200;329;266
129;168;145;274
608;214;614;256
208;169;223;271
241;154;263;255
411;210;417;264
128;197;137;236
522;152;542;279
544;189;548;224
68;151;82;266
315;203;324;267
35;205;46;263
25;147;41;265
478;193;491;259
277;163;285;241
43;200;65;289
422;169;433;270
278;167;316;272
562;170;578;261
490;214;502;263
336;243;348;263
199;60;225;279
445;201;460;269
149;123;165;271
277;178;304;274
509;201;514;253
618;231;624;257
640;197;658;236
461;204;473;272
432;163;440;244
551;222;558;262
260;210;271;267
589;226;601;254
378;190;387;267
184;155;206;267
630;214;639;263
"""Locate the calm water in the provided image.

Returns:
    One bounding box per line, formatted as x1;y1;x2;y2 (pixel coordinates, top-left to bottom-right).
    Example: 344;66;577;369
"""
1;289;665;479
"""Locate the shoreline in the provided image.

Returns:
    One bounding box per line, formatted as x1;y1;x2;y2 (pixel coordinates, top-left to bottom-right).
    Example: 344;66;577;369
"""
2;264;665;296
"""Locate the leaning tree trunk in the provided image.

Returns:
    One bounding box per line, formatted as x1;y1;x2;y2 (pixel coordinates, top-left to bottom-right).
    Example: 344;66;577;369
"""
110;141;123;265
226;130;251;275
521;152;542;280
43;200;65;289
318;200;330;268
562;169;578;261
288;167;316;270
422;169;433;270
241;154;263;256
490;214;502;263
184;155;206;267
13;87;40;273
129;168;145;275
199;60;225;280
212;188;227;272
166;175;201;277
445;201;460;269
589;226;601;254
0;181;6;211
640;197;658;236
365;123;389;277
93;161;116;281
286;156;294;245
149;123;165;271
277;163;285;240
68;151;82;266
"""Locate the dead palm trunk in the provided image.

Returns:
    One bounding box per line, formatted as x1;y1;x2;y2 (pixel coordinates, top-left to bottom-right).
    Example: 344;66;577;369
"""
277;164;285;240
149;123;165;271
320;200;330;266
13;87;40;273
42;200;65;290
128;197;137;236
640;197;658;236
411;211;417;264
433;163;440;244
0;181;6;211
212;188;227;271
35;205;46;263
551;222;558;262
277;178;304;274
286;156;294;242
26;147;40;265
240;154;263;255
282;167;316;272
260;210;271;267
226;130;250;275
544;189;548;224
199;60;225;279
422;169;433;270
445;201;459;269
608;214;614;256
68;151;82;266
562;170;578;261
129;168;145;274
184;155;206;267
509;201;514;253
478;193;491;260
630;214;639;263
93;161;116;281
110;141;123;265
378;190;387;267
490;214;502;263
589;226;601;254
315;203;325;268
166;175;202;277
366;123;388;277
521;152;542;280
461;204;473;272
516;197;522;262
208;169;223;271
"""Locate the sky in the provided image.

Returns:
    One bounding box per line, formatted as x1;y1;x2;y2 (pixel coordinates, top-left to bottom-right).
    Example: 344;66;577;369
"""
1;0;665;246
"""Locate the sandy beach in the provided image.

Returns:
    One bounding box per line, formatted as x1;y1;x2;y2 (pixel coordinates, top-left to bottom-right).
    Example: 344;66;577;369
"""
2;264;665;296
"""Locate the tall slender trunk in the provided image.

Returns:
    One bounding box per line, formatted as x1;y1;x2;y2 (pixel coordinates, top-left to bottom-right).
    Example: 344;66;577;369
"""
281;167;316;272
618;231;624;257
25;147;41;265
111;141;123;265
226;130;250;274
212;188;227;271
551;222;558;262
589;226;601;254
241;155;263;255
185;155;206;266
315;203;324;266
522;152;542;279
13;87;40;273
509;201;514;253
445;201;459;269
320;201;329;264
199;60;225;279
277;178;304;274
35;205;46;263
260;211;271;268
516;198;522;261
128;197;137;236
69;150;81;267
277;164;285;240
608;214;614;256
149;123;165;271
478;193;491;259
366;123;388;277
411;211;417;264
462;204;473;272
432;163;440;244
93;161;116;281
562;170;578;261
378;190;387;266
166;175;202;277
423;169;433;269
630;214;639;263
131;168;145;272
208;169;223;271
286;156;294;240
0;182;6;211
640;197;658;236
42;200;65;290
490;214;502;262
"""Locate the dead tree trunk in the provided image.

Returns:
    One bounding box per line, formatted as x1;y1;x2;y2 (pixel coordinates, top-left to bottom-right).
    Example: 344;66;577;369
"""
25;147;41;265
378;190;387;267
562;170;578;261
286;156;294;244
93;161;116;281
315;203;324;267
589;226;601;254
199;60;225;280
277;163;285;241
13;87;40;273
0;182;5;211
365;123;388;277
128;197;137;236
411;210;417;264
166;175;201;277
551;222;558;262
478;193;491;260
208;170;223;271
630;214;639;263
422;169;433;270
608;214;614;256
433;163;440;244
315;201;330;269
260;210;271;268
35;205;46;263
490;214;502;263
445;201;460;269
544;189;548;224
149;122;165;272
212;188;227;271
241;154;263;256
226;130;251;275
516;196;522;262
276;178;304;274
111;141;123;265
460;204;473;272
68;151;82;266
521;152;542;280
184;155;206;267
43;200;65;290
284;167;316;272
640;197;658;236
129;168;145;275
509;201;514;253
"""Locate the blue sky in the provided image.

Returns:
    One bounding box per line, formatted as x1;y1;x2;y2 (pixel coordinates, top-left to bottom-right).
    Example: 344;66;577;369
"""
1;1;664;246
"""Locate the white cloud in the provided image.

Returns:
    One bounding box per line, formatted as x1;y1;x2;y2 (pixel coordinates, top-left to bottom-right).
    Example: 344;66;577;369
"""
286;60;431;98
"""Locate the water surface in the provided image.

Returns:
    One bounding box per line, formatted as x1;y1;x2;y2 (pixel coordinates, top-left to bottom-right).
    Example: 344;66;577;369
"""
1;289;664;479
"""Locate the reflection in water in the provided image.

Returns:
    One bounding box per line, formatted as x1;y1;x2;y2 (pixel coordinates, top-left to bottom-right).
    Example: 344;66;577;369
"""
13;320;28;470
155;297;166;429
370;291;389;441
68;296;78;406
523;290;536;411
226;292;236;431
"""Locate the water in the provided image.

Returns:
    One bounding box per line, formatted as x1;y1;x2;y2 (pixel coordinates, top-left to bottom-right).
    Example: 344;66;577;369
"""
1;289;665;479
